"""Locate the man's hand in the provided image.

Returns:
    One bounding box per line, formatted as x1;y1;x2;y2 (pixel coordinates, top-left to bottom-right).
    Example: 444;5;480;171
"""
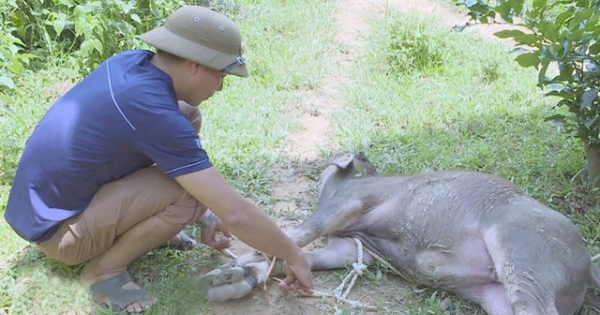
280;257;314;295
177;168;315;284
200;212;233;250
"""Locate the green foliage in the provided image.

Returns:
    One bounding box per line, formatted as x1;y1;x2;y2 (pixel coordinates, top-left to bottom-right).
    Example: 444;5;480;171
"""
458;0;600;150
0;33;37;90
0;0;236;79
0;2;36;90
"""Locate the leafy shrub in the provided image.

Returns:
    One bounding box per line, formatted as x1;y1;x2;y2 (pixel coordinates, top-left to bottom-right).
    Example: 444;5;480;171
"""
0;2;37;90
2;0;238;77
0;33;37;90
460;0;600;185
385;13;448;75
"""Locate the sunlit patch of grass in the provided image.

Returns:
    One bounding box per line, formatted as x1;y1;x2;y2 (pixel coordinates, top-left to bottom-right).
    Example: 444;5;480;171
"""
334;8;584;200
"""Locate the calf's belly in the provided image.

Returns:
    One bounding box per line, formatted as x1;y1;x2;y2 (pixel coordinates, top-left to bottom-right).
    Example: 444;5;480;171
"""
411;235;498;289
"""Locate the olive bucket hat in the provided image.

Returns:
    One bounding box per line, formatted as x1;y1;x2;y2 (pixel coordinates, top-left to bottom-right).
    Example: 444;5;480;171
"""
141;6;249;77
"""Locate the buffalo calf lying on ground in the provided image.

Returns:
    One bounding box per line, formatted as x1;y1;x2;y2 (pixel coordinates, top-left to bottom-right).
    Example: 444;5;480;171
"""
201;152;600;315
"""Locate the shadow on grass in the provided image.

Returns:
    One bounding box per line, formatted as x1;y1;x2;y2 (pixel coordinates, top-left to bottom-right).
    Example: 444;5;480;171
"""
0;230;224;315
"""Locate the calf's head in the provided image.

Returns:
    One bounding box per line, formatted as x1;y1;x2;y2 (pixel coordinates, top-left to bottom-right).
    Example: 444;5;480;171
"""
318;152;378;200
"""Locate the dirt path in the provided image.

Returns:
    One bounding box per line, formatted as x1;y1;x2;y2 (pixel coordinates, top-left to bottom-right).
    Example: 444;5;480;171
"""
208;1;508;314
280;0;506;161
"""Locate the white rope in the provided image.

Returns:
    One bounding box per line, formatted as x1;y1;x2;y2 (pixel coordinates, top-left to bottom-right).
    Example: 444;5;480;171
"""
270;237;375;310
332;238;368;300
325;237;406;311
270;237;404;311
271;278;377;310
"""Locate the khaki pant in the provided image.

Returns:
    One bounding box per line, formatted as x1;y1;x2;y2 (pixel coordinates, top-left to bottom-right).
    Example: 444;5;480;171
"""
37;102;206;265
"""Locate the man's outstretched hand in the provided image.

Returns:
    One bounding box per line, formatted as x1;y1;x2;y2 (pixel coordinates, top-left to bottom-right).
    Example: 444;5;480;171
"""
280;258;314;296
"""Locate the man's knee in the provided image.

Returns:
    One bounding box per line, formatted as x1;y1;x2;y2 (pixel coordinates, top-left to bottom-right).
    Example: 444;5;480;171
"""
156;193;207;226
37;232;90;266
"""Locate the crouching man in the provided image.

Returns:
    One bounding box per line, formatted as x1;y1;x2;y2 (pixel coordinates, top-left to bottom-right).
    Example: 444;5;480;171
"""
4;6;313;313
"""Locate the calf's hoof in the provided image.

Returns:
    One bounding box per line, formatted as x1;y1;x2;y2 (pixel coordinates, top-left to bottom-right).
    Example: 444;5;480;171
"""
200;266;245;286
200;266;253;302
205;280;252;302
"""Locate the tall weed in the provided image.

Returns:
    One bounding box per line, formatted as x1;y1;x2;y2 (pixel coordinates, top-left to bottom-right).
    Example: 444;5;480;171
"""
385;13;448;75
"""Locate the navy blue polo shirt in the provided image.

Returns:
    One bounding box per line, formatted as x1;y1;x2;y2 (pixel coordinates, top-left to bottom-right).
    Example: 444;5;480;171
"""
4;50;212;242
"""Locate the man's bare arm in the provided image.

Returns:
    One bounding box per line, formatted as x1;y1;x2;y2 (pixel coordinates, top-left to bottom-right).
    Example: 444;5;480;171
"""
175;167;307;266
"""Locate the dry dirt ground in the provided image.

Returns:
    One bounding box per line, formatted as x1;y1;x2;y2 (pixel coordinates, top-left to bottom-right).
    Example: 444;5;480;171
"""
206;0;511;314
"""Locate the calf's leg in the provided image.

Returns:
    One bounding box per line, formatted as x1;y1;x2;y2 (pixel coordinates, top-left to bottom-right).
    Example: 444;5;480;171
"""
201;237;376;301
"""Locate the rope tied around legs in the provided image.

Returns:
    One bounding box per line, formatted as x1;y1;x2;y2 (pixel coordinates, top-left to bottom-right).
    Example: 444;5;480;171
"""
271;237;403;311
307;237;376;311
270;237;375;310
332;237;368;301
323;237;404;311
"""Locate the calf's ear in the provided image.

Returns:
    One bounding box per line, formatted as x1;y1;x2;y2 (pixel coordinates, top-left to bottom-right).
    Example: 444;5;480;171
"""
329;153;356;170
355;151;378;176
319;153;356;198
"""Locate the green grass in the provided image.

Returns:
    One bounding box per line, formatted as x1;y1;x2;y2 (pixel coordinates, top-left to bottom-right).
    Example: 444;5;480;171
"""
1;0;599;314
335;8;584;196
